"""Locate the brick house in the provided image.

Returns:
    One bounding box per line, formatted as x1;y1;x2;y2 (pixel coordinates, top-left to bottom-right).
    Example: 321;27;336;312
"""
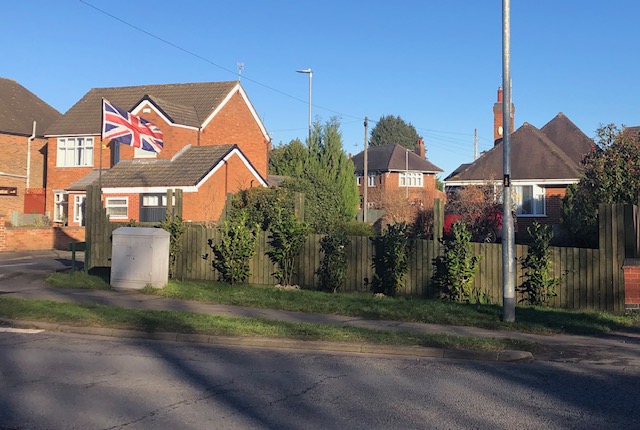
444;88;594;235
351;141;444;214
44;81;270;225
0;78;61;217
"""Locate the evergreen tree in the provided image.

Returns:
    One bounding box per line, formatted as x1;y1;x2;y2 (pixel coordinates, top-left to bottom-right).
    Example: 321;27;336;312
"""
370;115;422;150
269;117;359;233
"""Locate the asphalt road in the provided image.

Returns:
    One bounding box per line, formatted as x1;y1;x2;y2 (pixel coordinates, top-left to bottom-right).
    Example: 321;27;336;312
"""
1;330;638;430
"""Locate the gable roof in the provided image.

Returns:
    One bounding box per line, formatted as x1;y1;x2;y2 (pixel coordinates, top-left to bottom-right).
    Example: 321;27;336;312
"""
0;77;61;136
446;114;591;184
351;144;443;175
44;81;247;136
93;144;266;192
539;113;593;165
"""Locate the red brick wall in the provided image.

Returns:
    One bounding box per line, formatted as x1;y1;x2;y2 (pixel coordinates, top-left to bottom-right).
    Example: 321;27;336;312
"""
182;152;260;221
45;135;110;220
622;262;640;312
358;172;444;209
0;133;47;215
200;91;269;178
516;186;567;241
0;216;85;251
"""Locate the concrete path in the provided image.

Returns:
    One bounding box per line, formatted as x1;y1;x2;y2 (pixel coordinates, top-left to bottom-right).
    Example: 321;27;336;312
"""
0;251;639;365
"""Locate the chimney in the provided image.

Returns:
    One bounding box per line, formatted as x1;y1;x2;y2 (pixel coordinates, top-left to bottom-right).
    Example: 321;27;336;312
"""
415;138;425;158
493;86;515;145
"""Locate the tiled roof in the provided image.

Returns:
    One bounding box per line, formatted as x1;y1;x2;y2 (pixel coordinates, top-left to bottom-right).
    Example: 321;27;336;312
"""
67;169;109;191
45;81;239;136
446;120;584;183
0;77;61;136
539;113;593;166
98;145;236;188
351;144;443;175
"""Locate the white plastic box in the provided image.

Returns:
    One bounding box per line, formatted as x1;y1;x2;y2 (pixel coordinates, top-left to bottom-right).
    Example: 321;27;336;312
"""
110;227;170;291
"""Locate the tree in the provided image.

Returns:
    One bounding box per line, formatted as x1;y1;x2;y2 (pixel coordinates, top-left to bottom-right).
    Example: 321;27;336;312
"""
562;124;640;247
370;115;422;150
269;117;359;233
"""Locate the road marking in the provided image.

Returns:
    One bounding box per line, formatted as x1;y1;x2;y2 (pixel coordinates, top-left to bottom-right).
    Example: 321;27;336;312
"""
0;327;44;334
0;262;37;268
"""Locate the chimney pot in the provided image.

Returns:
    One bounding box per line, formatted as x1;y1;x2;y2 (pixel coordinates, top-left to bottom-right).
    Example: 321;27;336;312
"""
497;86;503;103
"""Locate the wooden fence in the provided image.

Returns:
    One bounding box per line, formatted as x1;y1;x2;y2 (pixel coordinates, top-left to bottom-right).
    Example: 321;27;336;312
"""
84;187;633;312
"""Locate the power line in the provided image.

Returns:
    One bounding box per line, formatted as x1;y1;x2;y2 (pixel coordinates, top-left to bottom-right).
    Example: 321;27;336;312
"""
79;0;492;144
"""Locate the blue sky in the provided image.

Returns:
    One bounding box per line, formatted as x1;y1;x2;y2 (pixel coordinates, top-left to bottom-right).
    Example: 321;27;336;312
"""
3;1;639;177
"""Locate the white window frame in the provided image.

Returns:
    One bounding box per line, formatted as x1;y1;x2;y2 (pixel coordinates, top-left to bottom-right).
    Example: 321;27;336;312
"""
56;137;94;167
134;147;158;159
399;172;423;187
368;174;376;187
73;194;86;224
356;176;362;186
515;184;546;216
105;197;129;220
53;191;68;223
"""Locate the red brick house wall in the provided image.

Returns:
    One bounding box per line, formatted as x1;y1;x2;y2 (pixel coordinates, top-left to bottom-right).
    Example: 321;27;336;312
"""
0;133;47;216
200;91;269;178
360;171;445;209
516;186;567;241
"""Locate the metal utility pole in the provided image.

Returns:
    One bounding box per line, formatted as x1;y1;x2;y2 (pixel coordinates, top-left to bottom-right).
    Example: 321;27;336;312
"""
502;0;516;322
363;117;369;223
296;68;313;143
474;128;478;160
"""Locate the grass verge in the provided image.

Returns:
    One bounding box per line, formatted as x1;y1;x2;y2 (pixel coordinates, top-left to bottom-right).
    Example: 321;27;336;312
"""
0;297;542;353
45;272;640;335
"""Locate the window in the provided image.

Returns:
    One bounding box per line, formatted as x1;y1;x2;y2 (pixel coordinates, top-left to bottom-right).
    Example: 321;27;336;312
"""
106;197;128;219
57;137;94;167
368;175;376;187
399;172;423;187
515;185;545;215
73;195;86;225
53;191;67;223
134;147;157;159
142;195;160;206
356;176;362;186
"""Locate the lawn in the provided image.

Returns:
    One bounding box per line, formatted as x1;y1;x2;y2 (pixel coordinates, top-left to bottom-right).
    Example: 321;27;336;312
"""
45;272;640;335
0;297;542;353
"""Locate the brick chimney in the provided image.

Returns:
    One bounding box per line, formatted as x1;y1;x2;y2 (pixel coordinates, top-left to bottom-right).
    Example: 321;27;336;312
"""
493;86;515;144
415;138;425;158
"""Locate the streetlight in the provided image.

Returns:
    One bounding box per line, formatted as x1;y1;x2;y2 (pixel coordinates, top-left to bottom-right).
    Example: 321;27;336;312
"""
296;68;312;143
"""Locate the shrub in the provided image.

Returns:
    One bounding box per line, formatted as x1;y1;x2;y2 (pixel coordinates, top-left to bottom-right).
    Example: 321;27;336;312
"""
431;222;484;303
517;221;559;306
316;231;350;292
209;210;258;285
266;208;309;286
159;215;185;279
370;222;411;296
230;187;294;231
336;221;375;237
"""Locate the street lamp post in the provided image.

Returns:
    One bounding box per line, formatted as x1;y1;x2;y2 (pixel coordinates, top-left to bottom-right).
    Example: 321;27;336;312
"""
296;68;312;143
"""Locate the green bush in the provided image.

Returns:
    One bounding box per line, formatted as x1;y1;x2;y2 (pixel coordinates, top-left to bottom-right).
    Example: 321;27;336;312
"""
160;215;185;279
370;222;411;296
336;221;375;237
517;221;559;306
230;187;294;231
209;210;258;285
316;231;350;293
266;208;309;286
431;222;484;303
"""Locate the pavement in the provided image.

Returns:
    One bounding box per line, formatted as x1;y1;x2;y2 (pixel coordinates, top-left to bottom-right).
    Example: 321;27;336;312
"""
1;250;639;365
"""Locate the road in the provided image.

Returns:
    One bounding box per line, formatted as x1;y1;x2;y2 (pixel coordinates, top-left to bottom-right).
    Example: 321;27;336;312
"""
0;330;638;430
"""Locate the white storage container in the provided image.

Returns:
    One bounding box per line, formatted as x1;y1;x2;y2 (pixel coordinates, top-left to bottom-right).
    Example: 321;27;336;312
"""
110;227;170;291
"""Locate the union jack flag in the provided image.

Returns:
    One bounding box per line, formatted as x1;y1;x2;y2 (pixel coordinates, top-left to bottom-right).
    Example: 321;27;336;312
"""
102;99;164;153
